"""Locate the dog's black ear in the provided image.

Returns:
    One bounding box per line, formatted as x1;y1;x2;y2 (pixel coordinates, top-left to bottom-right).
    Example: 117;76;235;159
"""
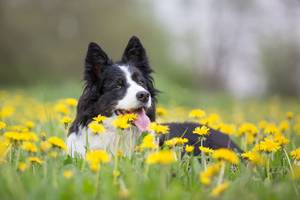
122;36;151;74
85;42;111;84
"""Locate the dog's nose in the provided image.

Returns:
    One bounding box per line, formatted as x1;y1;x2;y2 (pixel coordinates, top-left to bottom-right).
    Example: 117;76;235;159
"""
136;91;150;103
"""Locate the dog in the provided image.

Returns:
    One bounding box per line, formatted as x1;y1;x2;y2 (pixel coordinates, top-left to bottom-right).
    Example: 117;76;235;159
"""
66;36;241;157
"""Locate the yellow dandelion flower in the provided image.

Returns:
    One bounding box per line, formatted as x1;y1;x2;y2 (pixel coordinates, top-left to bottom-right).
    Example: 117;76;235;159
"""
273;133;289;146
199;118;209;126
18;162;28;172
156;107;167;117
212;148;239;165
28;156;43;165
219;123;236;135
63;170;74;179
139;134;158;151
208;113;220;123
60;116;72;125
90;162;101;172
24;121;35;129
146;150;177;165
279;120;289;132
65;98;78;107
112;113;136;129
264;123;278;135
241;151;265;166
199;146;214;155
4;131;22;142
0;138;10;163
210;181;230;197
86;150;110;164
193;126;210;137
259;120;268;130
54;103;69;115
189;109;206;119
246;134;255;145
86;150;110;172
199;162;221;185
22;132;39;142
122;113;137;122
22;142;38;153
286;112;294;120
149;122;169;134
258;138;280;153
88;121;106;134
40;141;51;152
47;136;67;151
4;131;38;143
165;137;188;147
0;106;15;118
238;123;258;136
177;138;189;144
0;121;6;130
185;144;194;153
92;114;107;123
112;118;130;129
290;148;300;161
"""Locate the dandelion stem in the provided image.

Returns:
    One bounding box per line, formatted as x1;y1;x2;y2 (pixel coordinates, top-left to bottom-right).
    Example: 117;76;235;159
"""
80;158;86;172
43;158;47;179
283;148;299;196
266;154;271;181
144;163;149;179
14;147;21;169
283;148;294;177
242;136;247;151
114;132;120;174
217;162;225;185
94;169;101;198
9;145;12;164
129;127;133;159
200;139;206;170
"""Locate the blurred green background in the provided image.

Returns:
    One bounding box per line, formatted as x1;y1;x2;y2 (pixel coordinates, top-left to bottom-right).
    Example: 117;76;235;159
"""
1;0;300;107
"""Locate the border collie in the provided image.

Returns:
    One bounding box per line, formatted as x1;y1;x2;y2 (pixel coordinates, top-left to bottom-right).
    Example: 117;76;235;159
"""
67;36;241;157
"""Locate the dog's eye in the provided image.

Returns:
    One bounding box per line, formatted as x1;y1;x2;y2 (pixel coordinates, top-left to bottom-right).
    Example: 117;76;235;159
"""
137;79;145;85
115;79;124;89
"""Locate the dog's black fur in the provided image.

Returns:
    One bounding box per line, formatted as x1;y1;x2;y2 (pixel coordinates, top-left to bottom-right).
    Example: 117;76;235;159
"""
161;123;242;155
69;36;242;155
70;36;158;134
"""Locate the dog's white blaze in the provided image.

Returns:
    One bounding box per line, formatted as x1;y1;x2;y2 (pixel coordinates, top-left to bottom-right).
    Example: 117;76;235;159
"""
66;116;143;157
116;65;151;110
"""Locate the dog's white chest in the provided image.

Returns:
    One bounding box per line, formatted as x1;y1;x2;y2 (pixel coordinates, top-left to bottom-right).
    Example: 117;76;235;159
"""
66;117;142;157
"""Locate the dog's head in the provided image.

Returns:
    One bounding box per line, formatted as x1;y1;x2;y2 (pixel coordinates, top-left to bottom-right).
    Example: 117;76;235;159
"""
70;36;158;132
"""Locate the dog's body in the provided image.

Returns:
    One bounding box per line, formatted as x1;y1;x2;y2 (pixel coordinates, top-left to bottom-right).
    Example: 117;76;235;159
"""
67;36;241;157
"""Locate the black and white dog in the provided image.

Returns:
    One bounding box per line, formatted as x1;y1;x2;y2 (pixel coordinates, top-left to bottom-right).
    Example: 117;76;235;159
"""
67;36;241;157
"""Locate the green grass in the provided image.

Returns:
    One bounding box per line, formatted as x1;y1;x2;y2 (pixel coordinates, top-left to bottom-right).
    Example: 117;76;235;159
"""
0;83;300;200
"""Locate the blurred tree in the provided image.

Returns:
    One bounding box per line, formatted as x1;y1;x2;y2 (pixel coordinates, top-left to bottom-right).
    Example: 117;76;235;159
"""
0;0;168;85
261;38;300;96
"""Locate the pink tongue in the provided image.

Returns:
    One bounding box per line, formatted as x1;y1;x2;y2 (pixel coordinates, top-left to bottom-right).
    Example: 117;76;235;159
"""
134;109;150;132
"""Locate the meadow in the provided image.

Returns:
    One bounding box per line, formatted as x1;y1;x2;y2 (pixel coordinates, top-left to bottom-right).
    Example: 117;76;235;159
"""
0;86;300;200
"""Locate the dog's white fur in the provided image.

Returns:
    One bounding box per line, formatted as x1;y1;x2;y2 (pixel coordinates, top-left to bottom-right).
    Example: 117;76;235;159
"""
67;115;142;157
67;65;151;157
116;66;151;110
